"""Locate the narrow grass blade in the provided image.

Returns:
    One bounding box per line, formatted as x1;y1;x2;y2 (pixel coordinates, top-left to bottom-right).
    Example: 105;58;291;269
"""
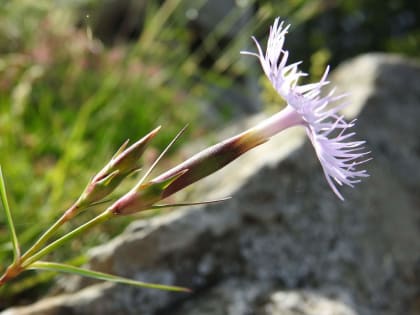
29;261;191;292
0;166;20;261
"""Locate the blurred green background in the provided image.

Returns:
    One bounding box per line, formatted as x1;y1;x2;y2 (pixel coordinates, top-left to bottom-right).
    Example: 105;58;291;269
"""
0;0;419;308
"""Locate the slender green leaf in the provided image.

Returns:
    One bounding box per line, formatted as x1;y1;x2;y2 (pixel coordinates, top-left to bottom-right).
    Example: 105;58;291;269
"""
0;165;20;261
0;255;88;298
29;261;191;292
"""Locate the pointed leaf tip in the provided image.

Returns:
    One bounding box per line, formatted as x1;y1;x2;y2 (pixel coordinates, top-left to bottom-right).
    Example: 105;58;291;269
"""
151;196;232;209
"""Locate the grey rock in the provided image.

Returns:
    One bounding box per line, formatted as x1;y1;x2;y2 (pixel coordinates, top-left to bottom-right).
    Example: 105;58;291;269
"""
3;53;420;315
263;289;358;315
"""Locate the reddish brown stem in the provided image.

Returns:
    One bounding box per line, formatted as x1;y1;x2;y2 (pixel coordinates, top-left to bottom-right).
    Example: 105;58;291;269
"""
0;262;23;286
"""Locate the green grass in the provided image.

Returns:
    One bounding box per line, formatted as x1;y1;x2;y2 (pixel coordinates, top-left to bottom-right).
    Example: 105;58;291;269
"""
0;0;260;305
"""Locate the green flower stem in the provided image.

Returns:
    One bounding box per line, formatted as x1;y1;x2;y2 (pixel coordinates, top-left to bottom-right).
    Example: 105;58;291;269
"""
20;203;82;263
21;210;114;268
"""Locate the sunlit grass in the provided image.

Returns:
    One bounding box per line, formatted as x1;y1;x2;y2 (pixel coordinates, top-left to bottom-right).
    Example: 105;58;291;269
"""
0;0;258;304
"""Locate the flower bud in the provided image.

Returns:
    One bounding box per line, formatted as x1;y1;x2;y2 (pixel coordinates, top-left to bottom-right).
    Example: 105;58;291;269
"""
77;126;161;207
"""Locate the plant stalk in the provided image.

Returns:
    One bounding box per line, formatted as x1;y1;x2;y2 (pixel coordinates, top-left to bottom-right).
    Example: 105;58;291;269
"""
21;210;113;268
20;203;81;263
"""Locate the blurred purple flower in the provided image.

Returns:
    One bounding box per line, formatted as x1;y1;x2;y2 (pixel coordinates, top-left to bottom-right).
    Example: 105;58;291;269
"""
242;18;370;200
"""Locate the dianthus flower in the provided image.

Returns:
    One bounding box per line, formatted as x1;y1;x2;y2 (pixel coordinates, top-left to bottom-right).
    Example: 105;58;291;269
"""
241;18;370;200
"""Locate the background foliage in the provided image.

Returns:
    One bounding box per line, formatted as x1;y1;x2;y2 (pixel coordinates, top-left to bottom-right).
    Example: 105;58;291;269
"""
0;0;419;308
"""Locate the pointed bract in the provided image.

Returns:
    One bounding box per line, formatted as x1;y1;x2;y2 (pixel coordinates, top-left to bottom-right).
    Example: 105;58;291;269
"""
109;170;189;215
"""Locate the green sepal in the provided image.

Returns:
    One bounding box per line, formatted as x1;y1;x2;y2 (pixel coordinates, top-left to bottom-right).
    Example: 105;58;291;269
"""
96;170;120;186
110;169;189;215
137;169;189;195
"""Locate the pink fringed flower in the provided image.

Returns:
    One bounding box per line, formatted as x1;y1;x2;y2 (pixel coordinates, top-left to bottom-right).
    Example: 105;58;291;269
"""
242;18;370;200
109;18;371;217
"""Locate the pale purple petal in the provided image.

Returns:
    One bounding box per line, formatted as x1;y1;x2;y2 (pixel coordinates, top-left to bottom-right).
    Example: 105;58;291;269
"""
242;17;370;200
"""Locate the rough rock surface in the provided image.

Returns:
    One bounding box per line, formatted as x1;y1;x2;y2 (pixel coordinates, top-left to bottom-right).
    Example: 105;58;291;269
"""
2;53;420;315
